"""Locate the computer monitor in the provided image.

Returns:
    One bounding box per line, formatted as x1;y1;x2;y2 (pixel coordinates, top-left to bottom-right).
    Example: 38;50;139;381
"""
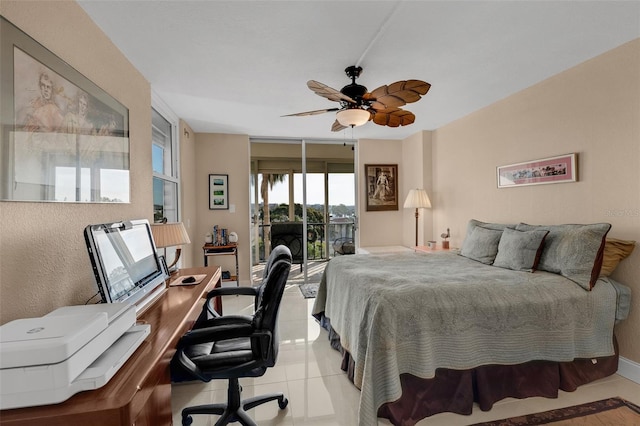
84;219;168;313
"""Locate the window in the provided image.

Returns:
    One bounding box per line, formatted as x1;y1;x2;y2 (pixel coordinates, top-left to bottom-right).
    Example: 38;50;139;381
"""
151;97;179;223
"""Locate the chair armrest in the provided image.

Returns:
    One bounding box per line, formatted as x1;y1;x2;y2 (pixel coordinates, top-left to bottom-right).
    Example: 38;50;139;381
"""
179;322;255;347
250;330;273;359
204;286;260;318
206;286;259;299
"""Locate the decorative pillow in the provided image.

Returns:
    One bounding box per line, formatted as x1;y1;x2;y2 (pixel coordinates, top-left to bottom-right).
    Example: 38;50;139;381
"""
460;226;503;264
493;228;549;272
515;223;611;290
600;238;636;277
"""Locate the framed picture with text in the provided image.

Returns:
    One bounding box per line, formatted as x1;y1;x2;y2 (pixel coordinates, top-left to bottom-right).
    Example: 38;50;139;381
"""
209;174;229;210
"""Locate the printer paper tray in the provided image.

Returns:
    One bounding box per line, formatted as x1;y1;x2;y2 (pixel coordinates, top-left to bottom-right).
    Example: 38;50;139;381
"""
0;324;150;410
74;324;149;388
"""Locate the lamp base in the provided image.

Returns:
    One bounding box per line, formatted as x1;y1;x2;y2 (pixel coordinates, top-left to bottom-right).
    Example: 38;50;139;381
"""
414;208;419;247
166;248;183;270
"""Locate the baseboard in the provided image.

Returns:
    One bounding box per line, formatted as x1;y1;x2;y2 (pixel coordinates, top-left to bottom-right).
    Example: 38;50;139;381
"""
618;356;640;384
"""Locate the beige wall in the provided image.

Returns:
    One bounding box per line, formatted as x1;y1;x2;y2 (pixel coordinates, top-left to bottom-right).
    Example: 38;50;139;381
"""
0;2;152;323
357;138;405;247
179;120;197;267
401;131;434;247
431;39;640;363
356;132;435;248
192;133;251;284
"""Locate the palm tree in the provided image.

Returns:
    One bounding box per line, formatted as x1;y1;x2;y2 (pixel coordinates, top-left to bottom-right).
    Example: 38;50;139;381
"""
260;173;286;258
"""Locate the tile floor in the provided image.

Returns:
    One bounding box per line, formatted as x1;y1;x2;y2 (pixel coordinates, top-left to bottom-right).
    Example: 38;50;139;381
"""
171;283;640;426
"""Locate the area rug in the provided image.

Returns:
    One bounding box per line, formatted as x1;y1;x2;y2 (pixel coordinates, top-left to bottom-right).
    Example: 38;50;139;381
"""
298;283;319;299
471;397;640;425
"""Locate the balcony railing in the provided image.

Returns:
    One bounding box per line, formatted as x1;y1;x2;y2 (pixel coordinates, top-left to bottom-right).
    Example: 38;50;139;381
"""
251;220;355;263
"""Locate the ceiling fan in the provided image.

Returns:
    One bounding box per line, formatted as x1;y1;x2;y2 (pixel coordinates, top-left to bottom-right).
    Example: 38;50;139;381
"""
284;66;431;132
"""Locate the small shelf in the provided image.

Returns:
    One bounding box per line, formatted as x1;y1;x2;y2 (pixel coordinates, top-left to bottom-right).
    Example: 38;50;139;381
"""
203;243;239;286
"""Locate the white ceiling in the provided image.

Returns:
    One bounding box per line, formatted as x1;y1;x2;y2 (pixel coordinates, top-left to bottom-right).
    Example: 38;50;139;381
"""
77;1;640;141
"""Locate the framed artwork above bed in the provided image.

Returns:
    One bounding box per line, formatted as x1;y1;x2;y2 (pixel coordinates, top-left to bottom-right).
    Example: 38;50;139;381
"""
497;153;577;188
365;164;398;211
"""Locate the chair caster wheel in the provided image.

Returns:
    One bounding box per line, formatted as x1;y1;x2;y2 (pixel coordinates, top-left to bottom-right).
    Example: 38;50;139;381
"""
278;397;289;409
182;415;193;425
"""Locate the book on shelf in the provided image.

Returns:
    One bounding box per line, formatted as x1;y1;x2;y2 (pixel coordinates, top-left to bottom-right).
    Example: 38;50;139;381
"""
211;225;229;246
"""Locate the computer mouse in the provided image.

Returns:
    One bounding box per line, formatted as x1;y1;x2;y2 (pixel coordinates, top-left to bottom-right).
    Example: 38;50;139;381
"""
182;276;196;284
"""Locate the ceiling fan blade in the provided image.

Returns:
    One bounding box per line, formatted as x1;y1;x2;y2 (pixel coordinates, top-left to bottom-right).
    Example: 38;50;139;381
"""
364;80;431;110
282;107;340;117
308;80;356;104
331;120;348;132
371;108;416;128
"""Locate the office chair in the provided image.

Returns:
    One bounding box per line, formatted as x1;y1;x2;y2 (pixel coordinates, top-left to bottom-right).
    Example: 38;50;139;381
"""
173;247;292;426
201;244;292;320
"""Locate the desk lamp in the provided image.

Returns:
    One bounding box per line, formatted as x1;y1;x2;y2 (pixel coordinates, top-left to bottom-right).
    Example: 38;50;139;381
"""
403;189;432;247
151;222;191;273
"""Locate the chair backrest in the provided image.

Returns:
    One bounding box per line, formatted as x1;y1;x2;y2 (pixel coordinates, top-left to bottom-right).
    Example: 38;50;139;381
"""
253;244;292;311
262;244;292;279
254;246;291;365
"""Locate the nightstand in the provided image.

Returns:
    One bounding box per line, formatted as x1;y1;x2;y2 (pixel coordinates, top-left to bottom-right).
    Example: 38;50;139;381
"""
414;245;449;253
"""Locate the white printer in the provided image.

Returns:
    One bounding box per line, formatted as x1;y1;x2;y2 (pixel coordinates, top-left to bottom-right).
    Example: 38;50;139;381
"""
0;302;149;410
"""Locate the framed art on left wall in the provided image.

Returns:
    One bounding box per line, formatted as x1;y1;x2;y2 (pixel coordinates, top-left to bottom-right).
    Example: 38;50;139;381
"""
0;17;130;203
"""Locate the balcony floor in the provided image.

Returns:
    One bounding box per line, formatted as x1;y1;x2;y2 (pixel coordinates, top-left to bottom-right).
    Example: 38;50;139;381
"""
251;259;327;286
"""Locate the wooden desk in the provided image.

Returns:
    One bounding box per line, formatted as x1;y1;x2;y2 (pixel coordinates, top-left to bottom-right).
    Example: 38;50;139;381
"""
0;266;222;426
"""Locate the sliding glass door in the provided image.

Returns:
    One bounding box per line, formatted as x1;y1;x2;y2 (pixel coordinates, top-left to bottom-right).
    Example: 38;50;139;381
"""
250;138;356;286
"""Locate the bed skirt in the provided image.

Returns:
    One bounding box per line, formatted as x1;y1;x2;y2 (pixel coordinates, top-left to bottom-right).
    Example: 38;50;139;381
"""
320;314;619;426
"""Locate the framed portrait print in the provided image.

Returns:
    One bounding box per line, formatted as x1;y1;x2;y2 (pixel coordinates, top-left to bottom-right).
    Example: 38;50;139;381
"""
209;174;229;210
497;153;577;188
0;17;130;203
365;164;398;211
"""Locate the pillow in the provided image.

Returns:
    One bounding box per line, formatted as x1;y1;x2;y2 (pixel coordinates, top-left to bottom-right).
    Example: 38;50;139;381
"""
460;226;503;264
515;223;611;290
600;238;636;277
493;228;549;272
465;219;516;239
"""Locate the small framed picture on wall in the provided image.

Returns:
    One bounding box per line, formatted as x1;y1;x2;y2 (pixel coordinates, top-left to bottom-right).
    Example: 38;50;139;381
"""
209;174;229;210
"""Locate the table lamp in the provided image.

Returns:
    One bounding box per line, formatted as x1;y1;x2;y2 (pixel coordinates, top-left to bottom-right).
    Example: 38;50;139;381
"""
403;188;432;247
151;222;191;273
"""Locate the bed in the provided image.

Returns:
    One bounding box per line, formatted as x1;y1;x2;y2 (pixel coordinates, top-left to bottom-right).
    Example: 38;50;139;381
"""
311;220;634;426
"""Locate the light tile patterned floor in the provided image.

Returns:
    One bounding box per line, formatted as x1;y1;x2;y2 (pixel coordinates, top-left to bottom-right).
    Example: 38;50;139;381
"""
171;283;640;426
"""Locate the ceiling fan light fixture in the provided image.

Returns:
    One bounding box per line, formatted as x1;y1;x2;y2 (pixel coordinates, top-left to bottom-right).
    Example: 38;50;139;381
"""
336;108;370;127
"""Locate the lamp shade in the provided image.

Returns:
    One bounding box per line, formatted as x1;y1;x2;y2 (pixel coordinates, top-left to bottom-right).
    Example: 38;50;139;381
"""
336;108;370;127
151;222;191;248
403;188;432;209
